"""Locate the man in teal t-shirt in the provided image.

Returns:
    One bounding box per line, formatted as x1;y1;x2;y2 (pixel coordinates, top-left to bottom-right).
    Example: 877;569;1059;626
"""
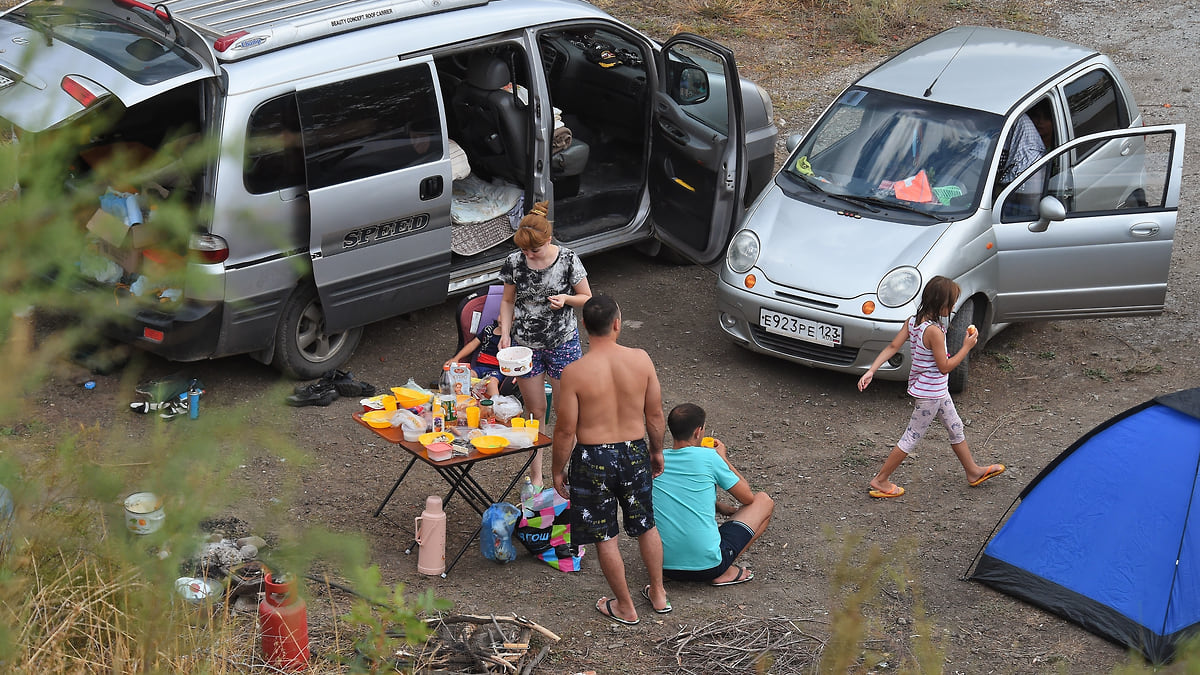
652;404;775;589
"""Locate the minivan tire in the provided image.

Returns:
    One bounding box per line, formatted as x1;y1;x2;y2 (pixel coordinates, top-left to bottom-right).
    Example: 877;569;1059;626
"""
947;297;975;394
273;284;363;380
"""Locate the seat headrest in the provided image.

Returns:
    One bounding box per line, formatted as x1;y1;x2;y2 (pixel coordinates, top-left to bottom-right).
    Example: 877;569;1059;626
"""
465;55;511;90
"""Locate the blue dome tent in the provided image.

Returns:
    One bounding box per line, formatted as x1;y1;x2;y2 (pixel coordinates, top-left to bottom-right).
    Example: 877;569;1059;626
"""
969;388;1200;664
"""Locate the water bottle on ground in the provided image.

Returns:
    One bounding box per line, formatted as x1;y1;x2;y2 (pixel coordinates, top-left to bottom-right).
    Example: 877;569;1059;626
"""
520;476;537;504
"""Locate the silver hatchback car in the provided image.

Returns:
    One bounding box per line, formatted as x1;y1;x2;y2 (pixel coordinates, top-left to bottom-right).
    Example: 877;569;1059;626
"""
717;26;1186;391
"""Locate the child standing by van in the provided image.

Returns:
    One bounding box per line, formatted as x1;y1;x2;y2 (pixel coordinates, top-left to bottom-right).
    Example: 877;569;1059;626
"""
857;276;1004;498
445;318;502;401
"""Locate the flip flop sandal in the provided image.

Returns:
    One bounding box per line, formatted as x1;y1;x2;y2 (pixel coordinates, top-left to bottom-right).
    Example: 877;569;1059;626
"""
596;597;639;625
640;585;672;614
968;464;1006;487
710;565;754;587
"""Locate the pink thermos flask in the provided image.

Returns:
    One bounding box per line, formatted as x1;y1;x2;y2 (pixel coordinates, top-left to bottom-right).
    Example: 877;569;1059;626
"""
415;495;446;576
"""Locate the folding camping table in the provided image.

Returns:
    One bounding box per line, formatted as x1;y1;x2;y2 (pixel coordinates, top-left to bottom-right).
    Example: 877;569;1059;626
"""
354;413;551;577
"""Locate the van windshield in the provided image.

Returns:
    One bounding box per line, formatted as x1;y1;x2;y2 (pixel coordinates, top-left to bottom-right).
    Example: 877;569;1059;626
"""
13;7;201;86
782;87;1003;218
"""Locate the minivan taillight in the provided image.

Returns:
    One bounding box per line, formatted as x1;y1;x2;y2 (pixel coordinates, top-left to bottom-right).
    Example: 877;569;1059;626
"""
61;76;110;108
189;233;229;264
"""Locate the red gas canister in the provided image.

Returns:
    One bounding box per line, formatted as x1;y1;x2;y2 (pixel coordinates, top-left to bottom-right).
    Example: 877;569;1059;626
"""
258;572;310;670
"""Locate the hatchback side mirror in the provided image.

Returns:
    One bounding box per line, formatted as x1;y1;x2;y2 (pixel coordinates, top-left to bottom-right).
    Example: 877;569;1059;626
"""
1028;195;1067;233
669;63;709;105
785;134;803;153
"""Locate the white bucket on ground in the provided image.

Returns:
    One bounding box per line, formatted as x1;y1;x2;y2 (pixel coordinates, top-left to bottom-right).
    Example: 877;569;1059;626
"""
124;492;164;534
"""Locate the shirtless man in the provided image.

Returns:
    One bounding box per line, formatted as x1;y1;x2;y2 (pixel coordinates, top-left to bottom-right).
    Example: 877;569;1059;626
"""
552;294;669;625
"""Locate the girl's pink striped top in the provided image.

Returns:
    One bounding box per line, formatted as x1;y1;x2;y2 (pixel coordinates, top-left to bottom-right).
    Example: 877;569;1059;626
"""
907;317;948;399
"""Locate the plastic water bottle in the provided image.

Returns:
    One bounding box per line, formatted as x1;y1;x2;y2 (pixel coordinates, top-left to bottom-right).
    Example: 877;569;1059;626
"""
519;476;537;504
439;365;456;425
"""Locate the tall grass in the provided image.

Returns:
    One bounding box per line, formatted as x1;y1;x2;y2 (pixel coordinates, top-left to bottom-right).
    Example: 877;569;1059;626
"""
0;70;447;671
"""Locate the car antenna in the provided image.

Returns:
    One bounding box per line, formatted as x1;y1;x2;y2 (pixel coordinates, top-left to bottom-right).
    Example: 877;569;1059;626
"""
923;28;976;97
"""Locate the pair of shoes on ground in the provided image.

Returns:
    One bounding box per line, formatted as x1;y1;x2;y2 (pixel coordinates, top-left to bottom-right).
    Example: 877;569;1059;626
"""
287;369;375;407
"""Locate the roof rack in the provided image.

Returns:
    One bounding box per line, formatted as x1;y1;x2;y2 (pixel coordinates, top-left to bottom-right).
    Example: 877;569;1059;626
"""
156;0;491;61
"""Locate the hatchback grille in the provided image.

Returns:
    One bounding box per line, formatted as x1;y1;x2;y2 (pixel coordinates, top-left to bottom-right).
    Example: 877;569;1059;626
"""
750;326;859;366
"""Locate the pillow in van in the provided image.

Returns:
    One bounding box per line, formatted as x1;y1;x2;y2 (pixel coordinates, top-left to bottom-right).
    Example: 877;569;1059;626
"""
448;139;471;181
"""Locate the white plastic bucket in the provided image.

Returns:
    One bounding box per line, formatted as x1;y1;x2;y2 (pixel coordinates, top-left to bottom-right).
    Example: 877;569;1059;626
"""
124;492;164;535
497;346;532;376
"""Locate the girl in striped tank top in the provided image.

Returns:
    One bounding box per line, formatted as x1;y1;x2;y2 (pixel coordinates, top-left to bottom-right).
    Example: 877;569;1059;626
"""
856;276;1005;498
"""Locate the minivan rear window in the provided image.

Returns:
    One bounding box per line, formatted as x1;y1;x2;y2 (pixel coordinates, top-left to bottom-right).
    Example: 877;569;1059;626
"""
13;7;201;86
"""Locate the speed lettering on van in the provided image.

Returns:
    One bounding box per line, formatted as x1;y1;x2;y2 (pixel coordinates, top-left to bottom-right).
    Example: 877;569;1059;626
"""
342;214;430;249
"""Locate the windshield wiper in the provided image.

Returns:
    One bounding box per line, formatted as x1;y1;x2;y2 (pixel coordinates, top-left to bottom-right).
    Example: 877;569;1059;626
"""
844;194;952;221
825;192;881;214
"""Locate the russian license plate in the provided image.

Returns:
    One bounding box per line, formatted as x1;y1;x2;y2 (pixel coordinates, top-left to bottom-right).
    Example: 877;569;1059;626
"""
759;308;842;347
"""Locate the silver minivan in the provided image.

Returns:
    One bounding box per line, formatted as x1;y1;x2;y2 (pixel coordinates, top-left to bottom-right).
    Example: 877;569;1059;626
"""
0;0;776;377
716;26;1185;391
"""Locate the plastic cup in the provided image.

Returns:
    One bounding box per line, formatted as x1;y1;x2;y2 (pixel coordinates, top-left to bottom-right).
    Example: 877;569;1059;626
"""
526;419;540;442
466;405;481;428
510;417;525;429
382;395;397;411
701;436;716;448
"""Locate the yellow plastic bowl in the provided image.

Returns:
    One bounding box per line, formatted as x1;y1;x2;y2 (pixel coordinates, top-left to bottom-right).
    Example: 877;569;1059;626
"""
391;387;430;409
362;410;395;428
470;435;510;451
419;431;454;447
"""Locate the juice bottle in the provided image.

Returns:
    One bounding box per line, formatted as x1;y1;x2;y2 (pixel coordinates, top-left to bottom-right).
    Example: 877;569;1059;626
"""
431;394;445;433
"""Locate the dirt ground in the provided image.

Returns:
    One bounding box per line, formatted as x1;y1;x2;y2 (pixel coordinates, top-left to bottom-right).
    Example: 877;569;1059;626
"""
18;0;1200;672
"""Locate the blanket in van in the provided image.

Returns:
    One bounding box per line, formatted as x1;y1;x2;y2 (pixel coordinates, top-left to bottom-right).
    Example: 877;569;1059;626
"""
450;174;523;256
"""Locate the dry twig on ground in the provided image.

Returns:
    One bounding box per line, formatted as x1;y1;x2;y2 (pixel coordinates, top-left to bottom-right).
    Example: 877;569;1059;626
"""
655;616;827;674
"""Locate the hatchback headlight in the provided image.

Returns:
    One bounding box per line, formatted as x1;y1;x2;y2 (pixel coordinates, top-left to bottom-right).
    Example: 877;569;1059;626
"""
877;267;921;308
726;230;760;274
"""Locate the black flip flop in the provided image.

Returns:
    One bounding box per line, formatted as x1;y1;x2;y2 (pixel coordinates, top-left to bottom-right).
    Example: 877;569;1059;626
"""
596;597;639;625
640;585;672;614
710;565;754;587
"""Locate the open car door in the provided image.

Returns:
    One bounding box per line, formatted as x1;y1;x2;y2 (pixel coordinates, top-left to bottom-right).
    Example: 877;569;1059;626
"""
992;124;1185;320
649;34;745;265
297;57;452;333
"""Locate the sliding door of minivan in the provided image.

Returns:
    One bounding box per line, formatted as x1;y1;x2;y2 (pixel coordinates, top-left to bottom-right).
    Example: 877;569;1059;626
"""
297;57;453;332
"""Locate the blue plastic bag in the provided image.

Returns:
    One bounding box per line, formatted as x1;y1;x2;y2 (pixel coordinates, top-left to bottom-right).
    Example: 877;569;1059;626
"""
480;502;520;563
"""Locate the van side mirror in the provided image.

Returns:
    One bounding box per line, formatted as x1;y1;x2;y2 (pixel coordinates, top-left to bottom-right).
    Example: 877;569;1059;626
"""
785;134;803;153
669;63;709;105
1028;195;1067;233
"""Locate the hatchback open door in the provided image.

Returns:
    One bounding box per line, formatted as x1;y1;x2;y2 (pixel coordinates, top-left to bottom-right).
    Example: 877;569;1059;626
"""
649;34;745;265
992;124;1185;320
